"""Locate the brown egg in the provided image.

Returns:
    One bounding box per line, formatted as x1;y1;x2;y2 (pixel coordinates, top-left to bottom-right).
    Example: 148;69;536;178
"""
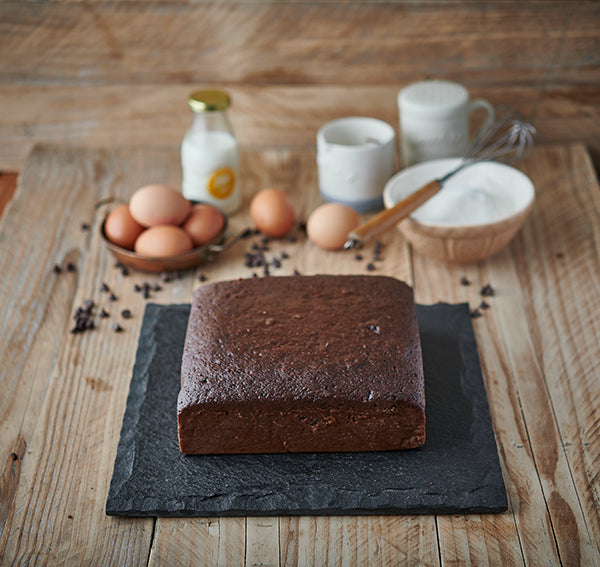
182;203;225;247
129;184;191;228
250;188;295;238
104;204;145;250
307;203;360;250
134;225;193;258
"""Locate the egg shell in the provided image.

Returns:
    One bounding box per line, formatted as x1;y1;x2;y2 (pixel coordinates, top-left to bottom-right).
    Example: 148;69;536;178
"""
250;188;295;238
182;203;225;247
129;184;191;228
307;203;360;250
134;225;194;258
104;203;145;250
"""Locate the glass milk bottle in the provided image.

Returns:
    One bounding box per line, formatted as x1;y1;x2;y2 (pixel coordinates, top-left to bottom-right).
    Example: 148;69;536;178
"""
181;90;241;214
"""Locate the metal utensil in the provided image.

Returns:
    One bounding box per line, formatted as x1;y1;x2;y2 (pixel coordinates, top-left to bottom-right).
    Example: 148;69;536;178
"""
344;108;536;249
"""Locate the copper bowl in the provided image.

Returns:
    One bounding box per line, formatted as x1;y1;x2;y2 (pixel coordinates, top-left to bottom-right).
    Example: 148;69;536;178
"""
100;208;239;273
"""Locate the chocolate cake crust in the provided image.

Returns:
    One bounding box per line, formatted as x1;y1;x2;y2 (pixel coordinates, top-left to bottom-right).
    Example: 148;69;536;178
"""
177;275;425;454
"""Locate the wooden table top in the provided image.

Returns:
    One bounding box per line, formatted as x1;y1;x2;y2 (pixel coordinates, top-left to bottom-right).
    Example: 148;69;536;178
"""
1;142;599;565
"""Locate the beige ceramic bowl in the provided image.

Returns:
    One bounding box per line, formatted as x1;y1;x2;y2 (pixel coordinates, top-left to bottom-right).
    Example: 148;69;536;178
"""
383;158;535;263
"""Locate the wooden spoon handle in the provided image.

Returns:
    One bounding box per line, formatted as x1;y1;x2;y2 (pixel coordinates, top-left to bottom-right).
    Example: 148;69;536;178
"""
346;179;442;247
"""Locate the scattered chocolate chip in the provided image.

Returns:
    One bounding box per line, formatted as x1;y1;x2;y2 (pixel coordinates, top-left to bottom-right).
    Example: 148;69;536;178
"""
66;262;76;272
121;266;129;276
142;282;151;299
133;283;142;292
100;282;110;292
108;293;118;301
81;223;90;231
480;284;495;297
198;274;207;282
71;300;95;334
53;264;62;274
111;322;123;332
151;282;162;291
240;228;253;239
479;300;490;310
460;276;471;286
99;308;109;318
280;251;289;260
121;309;132;319
272;258;281;269
354;254;363;261
10;453;18;461
160;272;172;283
470;308;482;318
366;263;376;271
293;269;301;276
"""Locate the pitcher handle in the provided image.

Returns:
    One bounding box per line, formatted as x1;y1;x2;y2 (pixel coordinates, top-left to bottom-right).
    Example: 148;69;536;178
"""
469;98;495;141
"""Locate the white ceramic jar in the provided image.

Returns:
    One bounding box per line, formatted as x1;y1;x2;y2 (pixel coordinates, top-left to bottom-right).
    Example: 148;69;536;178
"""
398;80;494;167
316;117;396;212
181;90;241;214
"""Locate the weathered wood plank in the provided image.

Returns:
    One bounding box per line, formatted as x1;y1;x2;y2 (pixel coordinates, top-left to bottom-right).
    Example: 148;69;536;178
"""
411;145;600;565
0;84;599;172
0;145;191;563
1;2;597;87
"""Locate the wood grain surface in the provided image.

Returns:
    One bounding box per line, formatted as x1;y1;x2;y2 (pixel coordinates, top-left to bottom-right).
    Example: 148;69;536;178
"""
0;142;599;565
1;1;599;172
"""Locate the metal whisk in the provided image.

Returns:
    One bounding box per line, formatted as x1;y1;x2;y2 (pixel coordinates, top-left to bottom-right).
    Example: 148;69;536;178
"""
344;107;536;249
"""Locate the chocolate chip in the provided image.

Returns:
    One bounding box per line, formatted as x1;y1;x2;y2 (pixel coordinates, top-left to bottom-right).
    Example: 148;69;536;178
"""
108;293;118;301
460;276;471;286
81;223;90;231
111;322;123;332
272;258;281;269
293;269;301;276
53;264;62;274
280;251;289;260
160;272;172;283
99;308;109;318
121;266;129;276
479;300;490;310
121;309;132;319
83;299;94;311
133;283;142;292
198;274;207;282
480;284;495;297
366;263;376;271
151;282;162;291
66;262;76;272
354;254;363;261
100;282;110;292
470;308;482;318
10;453;18;461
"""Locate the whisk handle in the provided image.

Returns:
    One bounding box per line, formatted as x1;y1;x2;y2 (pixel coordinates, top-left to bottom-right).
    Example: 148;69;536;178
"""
345;179;442;248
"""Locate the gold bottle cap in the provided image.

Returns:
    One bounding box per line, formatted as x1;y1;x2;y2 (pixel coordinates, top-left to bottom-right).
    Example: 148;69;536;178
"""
187;90;231;112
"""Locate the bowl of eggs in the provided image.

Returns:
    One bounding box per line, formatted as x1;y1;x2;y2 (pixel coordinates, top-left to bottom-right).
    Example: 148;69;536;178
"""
383;159;535;263
101;184;231;272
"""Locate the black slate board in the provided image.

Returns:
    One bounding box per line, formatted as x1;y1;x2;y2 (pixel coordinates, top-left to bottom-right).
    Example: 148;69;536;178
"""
106;302;507;516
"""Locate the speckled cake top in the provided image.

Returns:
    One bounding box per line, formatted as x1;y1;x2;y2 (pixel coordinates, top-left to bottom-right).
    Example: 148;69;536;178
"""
178;274;424;410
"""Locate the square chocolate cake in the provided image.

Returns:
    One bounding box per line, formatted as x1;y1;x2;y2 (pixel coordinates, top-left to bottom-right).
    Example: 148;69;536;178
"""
177;275;425;454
